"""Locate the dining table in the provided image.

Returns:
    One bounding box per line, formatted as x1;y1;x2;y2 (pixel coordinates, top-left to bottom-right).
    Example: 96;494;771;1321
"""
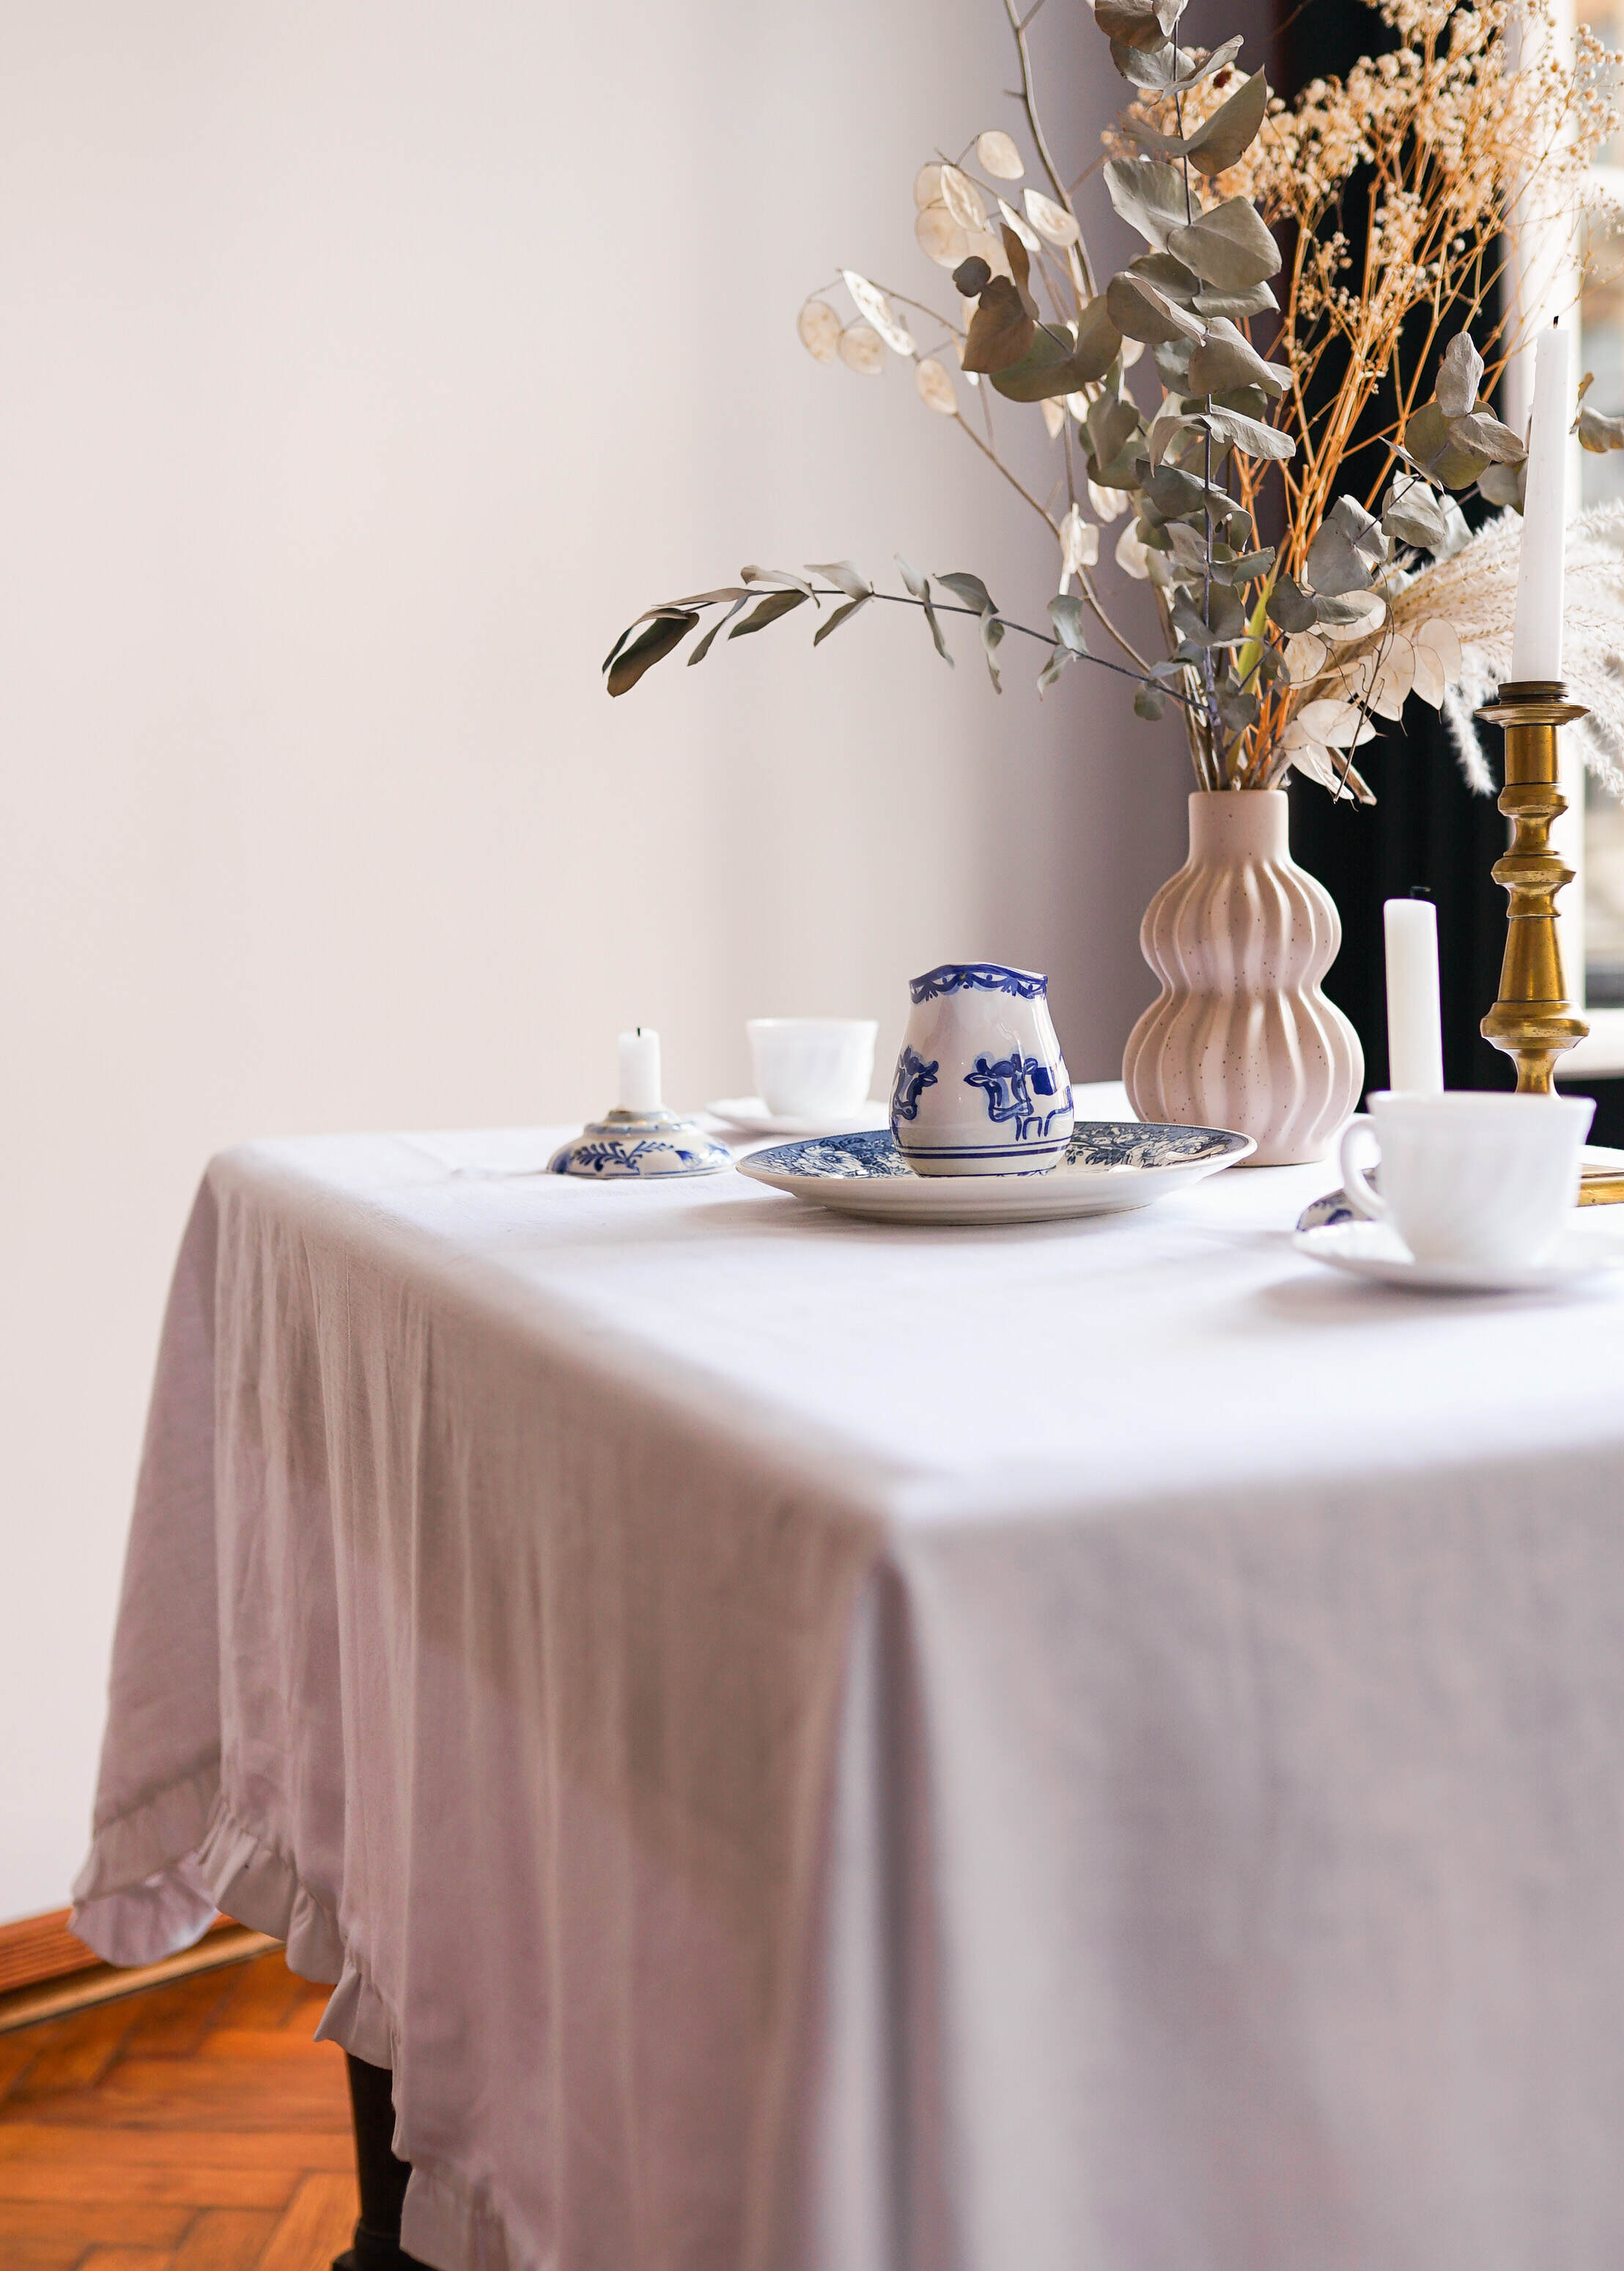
70;1081;1624;2271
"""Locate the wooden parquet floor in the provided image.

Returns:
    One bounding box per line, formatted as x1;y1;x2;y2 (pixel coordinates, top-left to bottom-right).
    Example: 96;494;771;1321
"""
0;1948;358;2271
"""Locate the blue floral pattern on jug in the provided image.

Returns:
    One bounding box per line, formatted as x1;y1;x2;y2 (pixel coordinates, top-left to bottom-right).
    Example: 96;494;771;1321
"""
964;1052;1073;1142
909;962;1049;1004
890;1047;940;1124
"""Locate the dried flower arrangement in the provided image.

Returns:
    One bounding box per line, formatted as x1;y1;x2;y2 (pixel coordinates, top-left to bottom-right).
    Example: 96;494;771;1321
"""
605;0;1624;802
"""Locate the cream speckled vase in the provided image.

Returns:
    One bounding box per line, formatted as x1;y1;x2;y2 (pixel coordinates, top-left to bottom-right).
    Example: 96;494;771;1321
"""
1123;789;1363;1166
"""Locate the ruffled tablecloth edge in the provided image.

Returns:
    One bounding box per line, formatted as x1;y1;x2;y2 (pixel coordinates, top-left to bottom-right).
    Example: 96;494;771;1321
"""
70;1774;538;2271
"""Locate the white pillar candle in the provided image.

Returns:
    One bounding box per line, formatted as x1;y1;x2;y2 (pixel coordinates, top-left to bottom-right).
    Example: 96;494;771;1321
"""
1383;897;1444;1095
1510;325;1572;684
617;1028;662;1114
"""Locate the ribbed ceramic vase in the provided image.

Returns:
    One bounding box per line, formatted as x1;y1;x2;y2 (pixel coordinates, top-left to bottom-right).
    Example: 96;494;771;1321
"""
1123;789;1363;1166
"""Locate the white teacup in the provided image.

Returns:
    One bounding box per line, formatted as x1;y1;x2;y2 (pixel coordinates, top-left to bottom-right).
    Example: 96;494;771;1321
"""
1339;1091;1595;1268
747;1017;878;1119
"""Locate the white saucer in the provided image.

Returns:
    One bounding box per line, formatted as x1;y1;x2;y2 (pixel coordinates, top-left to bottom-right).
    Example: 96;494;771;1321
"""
1292;1217;1624;1293
708;1096;889;1140
737;1122;1254;1224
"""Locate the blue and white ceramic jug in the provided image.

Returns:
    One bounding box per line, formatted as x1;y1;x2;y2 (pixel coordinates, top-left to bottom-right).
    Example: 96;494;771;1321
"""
890;962;1074;1176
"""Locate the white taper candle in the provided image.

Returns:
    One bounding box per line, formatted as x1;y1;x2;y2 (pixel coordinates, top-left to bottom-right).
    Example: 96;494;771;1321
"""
1383;898;1444;1095
618;1028;662;1114
1510;325;1572;684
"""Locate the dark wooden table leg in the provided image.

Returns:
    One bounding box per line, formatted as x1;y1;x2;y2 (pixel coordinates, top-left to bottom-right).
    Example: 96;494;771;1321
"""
332;2052;429;2271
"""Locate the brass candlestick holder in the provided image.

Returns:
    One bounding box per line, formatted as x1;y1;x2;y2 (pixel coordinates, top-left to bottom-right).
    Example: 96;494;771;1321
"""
1475;680;1624;1205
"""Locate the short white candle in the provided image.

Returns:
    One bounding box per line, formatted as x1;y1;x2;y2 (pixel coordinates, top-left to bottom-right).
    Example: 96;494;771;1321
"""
618;1028;662;1114
1510;325;1572;684
1383;898;1444;1095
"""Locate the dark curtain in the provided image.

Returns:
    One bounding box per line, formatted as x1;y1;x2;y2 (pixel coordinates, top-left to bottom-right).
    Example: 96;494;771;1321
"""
1273;0;1624;1140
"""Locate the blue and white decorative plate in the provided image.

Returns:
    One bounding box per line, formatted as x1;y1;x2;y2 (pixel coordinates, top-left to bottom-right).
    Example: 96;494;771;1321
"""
737;1120;1255;1224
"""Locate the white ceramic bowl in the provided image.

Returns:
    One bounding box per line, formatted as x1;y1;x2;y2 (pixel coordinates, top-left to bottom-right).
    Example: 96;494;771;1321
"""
746;1018;879;1120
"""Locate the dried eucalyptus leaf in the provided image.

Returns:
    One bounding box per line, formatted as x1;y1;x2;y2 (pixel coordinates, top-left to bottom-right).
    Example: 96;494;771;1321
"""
838;323;886;376
1115;33;1243;90
1446;408;1524;464
1193;279;1278;319
1107;270;1204;345
1103;158;1189;251
1209;546;1275;584
686;597;750;666
605;608;699;695
978;129;1024;179
1381;476;1449;551
980;611;1005;691
896;553;954;666
1476;460;1527;508
938;570;998;614
1096;0;1186;51
1578;403;1624;451
1162;520;1209;578
741;565;815;595
1316;590;1385;641
1036;641;1078;693
797;299;842;365
1186;70;1269;174
1171;584;1246;646
989;325;1080;401
842;270;915;356
729;589;808;638
1192;404;1294;461
1025;188;1081;246
1167;198;1280;290
805;560;874;600
953;256;993;298
1436;331;1483;419
1086;391;1144;470
961;276;1037;373
812;594;872;647
916;356;959;415
940;166;986;232
1134;680;1169;718
1216;675;1260;732
1129;249;1200;303
1187;317;1288;397
916;203;972;268
1305;522;1374;597
1327;493;1387;564
1070;295;1125;385
1049;593;1090;652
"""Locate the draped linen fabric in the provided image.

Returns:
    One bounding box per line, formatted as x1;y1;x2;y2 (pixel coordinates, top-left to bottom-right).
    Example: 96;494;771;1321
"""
73;1088;1624;2271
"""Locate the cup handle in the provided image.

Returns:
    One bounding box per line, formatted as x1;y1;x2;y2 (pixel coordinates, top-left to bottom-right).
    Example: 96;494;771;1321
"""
1337;1114;1387;1224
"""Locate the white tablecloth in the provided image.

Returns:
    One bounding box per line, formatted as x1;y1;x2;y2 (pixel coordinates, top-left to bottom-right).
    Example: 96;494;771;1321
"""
73;1085;1624;2271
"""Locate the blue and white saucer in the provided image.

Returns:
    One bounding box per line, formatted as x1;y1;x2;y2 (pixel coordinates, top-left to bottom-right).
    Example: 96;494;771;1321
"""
737;1121;1254;1224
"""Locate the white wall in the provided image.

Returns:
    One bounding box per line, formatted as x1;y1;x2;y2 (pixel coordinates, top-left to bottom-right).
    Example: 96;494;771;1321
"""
0;1;1188;1923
